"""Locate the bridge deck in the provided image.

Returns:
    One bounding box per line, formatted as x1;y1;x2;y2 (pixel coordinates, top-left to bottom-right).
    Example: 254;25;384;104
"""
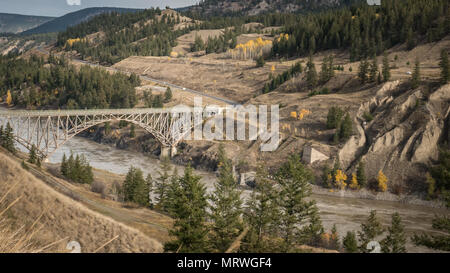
0;107;218;117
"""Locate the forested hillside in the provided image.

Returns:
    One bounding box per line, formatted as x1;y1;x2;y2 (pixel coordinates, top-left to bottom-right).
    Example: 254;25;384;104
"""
271;0;449;60
58;8;190;65
0;54;140;109
187;0;362;16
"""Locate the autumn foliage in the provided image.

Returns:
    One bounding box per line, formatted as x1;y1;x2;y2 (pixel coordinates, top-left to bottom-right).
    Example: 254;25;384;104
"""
377;170;388;192
227;37;272;60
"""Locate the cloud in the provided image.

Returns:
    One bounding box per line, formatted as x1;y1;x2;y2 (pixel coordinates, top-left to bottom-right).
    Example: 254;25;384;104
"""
66;0;81;6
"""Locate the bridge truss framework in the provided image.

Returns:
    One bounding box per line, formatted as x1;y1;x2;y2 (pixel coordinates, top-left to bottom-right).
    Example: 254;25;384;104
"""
0;108;205;160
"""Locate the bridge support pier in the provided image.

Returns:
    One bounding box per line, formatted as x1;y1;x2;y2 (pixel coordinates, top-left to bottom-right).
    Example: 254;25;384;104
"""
160;146;177;159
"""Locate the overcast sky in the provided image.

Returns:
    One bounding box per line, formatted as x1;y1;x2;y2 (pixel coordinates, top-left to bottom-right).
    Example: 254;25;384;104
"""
0;0;199;17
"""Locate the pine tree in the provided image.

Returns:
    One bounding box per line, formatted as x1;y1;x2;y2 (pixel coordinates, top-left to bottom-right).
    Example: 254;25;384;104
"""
306;55;318;89
164;87;173;102
155;156;172;210
439;50;449;84
164;165;209;253
339;113;353;141
326;106;344;129
343;231;358;253
122;166;149;206
209;145;243;253
2;122;15;154
329;224;340;250
240;165;281;253
381;213;407;253
165;167;180;216
356;161;367;188
133;168;150;207
123;166;138;203
382;52;391;82
276;153;321;252
358;210;384;253
411;58;421;88
129;124;136;138
255;55;265;68
28;145;37;164
319;57;330;84
358;59;369;84
412;215;450;251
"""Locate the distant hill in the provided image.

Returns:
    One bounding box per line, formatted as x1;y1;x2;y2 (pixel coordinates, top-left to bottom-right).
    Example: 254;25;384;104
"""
22;7;141;35
186;0;363;16
0;13;54;34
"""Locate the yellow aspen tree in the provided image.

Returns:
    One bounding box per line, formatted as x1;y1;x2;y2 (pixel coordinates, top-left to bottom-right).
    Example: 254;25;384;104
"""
335;170;347;190
349;173;359;190
6;90;12;106
377;170;388;192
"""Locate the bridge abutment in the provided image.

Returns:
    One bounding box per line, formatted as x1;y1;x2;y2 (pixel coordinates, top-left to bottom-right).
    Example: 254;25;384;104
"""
160;146;177;159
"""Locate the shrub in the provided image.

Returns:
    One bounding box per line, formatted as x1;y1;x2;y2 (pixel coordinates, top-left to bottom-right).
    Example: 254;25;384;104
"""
363;111;374;122
91;181;106;196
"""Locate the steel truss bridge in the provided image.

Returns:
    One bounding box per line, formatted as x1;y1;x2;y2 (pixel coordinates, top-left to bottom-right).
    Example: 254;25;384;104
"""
0;108;214;160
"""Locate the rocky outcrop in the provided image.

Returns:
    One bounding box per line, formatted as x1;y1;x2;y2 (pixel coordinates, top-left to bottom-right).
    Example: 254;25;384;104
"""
339;82;450;190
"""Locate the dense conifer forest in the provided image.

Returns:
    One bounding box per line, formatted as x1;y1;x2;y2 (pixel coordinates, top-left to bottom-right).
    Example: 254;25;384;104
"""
0;54;140;109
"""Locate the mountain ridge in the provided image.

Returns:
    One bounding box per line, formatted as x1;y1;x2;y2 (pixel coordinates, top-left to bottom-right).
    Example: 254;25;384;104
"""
0;13;54;34
22;7;141;35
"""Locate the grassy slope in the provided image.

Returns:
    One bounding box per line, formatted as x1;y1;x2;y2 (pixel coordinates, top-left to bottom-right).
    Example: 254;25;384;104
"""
0;149;166;253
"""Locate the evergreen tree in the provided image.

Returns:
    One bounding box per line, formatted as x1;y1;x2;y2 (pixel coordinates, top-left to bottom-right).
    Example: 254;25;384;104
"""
60;154;68;176
164;165;209;253
129;123;136;138
356;161;367;188
155;156;172;210
381;213;407;253
343;231;359;253
326;107;344;129
123;166;149;207
255;55;265;68
369;56;378;83
382;52;391;82
329;224;340;250
191;35;205;52
276;153;321;252
28;144;38;164
412;215;450;251
358;210;384;253
164;87;173;102
240;165;281;253
209;146;243;253
439;50;449;84
358;59;369;84
411;58;421;88
1;122;15;154
306;55;318;89
165;167;180;216
339;113;353;141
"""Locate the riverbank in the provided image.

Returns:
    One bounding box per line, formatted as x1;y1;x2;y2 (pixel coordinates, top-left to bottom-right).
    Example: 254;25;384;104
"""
310;185;447;209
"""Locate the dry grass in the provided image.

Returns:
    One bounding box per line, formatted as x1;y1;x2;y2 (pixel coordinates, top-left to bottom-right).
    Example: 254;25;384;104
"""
0;152;163;253
0;182;67;253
